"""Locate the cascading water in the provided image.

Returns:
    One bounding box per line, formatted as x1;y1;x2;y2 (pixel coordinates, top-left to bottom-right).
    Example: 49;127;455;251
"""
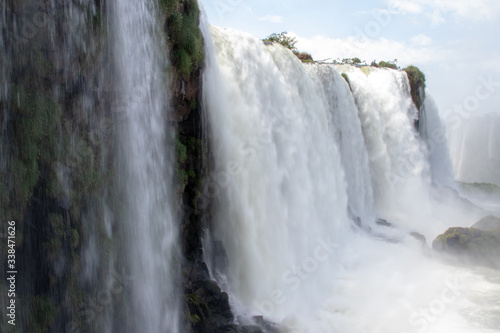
419;93;457;189
306;65;374;225
447;114;500;188
202;26;351;326
336;65;486;238
1;0;180;331
446;113;500;215
201;23;500;333
112;0;180;332
335;65;430;223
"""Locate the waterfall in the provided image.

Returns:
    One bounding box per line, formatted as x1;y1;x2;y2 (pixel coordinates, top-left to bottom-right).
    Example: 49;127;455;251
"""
201;24;498;333
335;65;430;223
202;26;351;324
113;0;180;332
1;0;180;331
447;113;500;188
306;65;374;225
419;93;456;189
2;0;499;331
446;113;500;214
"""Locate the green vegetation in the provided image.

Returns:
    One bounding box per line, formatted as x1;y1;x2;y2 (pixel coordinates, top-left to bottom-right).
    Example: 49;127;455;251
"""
263;32;316;62
162;0;204;77
378;60;398;69
341;73;352;91
28;296;57;333
1;6;114;332
293;51;314;63
175;134;200;191
6;86;61;219
263;31;298;51
175;135;189;184
370;60;398;69
403;65;426;110
185;293;209;323
341;57;362;65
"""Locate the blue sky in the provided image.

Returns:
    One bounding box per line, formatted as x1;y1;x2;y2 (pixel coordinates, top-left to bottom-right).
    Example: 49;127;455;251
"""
202;0;500;120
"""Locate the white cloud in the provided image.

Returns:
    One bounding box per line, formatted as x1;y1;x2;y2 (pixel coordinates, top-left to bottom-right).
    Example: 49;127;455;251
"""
243;6;254;15
259;15;283;23
411;34;432;46
426;9;445;25
386;0;500;22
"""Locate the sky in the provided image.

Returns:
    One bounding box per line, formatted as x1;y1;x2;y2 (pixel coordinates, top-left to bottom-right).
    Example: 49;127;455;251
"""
202;0;500;121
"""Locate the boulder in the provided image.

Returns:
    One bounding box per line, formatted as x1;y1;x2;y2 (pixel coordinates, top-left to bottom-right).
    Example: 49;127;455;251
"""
432;227;500;269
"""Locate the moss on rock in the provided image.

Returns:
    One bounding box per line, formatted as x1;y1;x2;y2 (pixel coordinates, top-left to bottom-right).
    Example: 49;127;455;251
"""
403;65;426;110
432;226;500;269
28;296;57;333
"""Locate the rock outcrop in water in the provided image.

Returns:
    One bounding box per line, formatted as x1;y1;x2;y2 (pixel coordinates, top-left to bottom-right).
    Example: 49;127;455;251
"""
432;220;500;269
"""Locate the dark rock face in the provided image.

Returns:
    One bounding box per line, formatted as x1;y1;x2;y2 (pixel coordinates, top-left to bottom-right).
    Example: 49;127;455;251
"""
1;1;116;332
409;232;427;246
432;227;500;269
376;219;393;228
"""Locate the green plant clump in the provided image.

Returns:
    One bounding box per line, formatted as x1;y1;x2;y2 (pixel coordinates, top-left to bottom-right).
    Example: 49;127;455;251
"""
163;0;204;77
403;65;426;110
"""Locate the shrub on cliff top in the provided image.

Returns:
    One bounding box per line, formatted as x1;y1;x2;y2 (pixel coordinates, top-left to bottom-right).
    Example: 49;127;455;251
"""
263;31;298;51
378;60;398;69
294;51;314;63
341;57;362;65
